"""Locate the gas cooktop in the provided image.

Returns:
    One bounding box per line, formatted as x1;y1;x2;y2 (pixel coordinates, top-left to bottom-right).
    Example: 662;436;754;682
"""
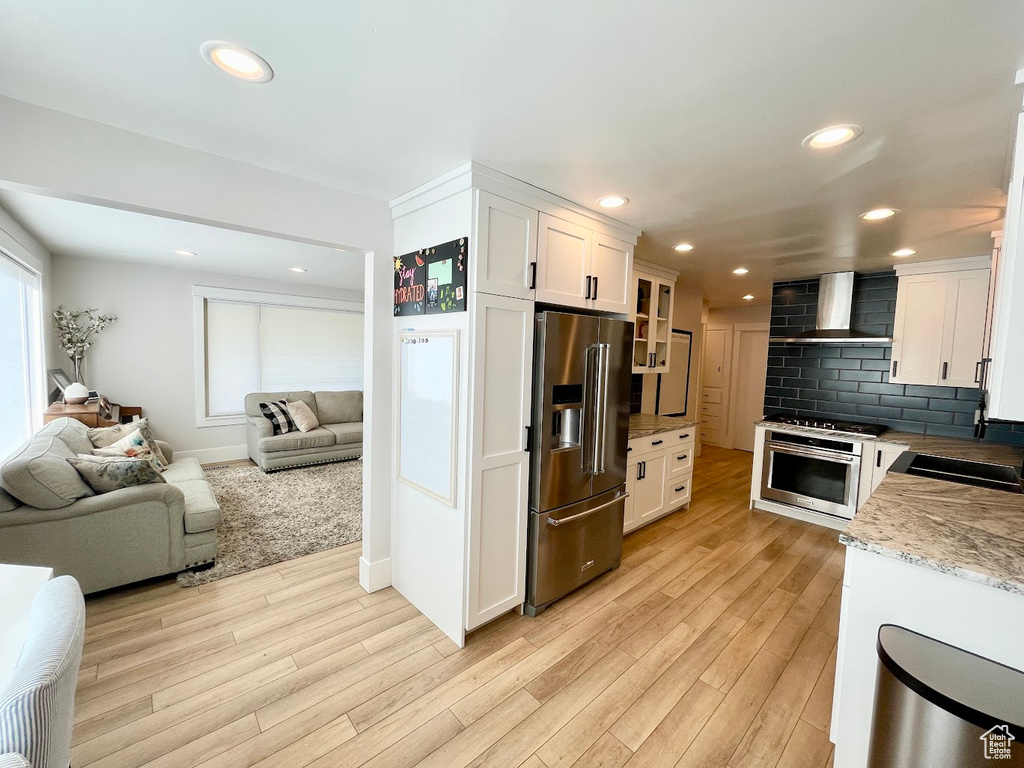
762;414;889;437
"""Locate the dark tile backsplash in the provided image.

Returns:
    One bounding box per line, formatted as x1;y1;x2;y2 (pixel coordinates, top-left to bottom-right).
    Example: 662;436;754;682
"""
764;271;1024;445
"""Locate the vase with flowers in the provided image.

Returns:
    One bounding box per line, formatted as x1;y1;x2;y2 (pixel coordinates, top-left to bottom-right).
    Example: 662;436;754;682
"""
53;306;117;393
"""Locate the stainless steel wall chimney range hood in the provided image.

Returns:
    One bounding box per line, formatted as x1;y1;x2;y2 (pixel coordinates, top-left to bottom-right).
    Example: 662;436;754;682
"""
770;271;892;344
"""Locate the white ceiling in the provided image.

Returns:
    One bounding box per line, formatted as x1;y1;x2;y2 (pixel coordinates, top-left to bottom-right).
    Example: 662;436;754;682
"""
0;190;365;292
0;1;1022;306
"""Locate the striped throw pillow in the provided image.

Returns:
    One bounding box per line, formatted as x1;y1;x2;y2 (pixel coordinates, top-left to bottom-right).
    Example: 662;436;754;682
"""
259;400;296;435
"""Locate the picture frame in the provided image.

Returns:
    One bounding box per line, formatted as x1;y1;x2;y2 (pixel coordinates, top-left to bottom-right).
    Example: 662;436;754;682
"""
48;368;73;405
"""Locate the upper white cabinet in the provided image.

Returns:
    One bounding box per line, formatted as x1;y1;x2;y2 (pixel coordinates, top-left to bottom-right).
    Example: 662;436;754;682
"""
988;107;1024;421
890;262;991;388
535;213;633;314
630;263;677;374
472;190;538;301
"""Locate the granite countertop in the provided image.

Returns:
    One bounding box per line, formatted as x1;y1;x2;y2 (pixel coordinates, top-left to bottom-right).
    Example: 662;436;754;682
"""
628;414;700;441
879;431;1024;468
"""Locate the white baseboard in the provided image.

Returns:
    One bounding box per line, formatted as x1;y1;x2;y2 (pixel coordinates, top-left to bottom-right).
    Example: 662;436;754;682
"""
176;444;249;464
359;556;392;593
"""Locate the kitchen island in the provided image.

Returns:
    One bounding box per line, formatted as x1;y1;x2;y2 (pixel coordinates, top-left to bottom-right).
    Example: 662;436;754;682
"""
831;437;1024;768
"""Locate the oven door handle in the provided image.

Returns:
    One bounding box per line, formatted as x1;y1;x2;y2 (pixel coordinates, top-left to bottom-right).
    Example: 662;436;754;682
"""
767;443;857;464
547;492;628;527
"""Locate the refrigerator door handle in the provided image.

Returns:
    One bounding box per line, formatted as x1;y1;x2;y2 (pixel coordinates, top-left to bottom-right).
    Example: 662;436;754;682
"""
547;492;629;526
594;343;611;474
581;344;596;473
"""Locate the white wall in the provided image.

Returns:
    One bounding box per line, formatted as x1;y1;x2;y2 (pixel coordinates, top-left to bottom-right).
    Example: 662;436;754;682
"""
50;253;362;461
707;304;771;326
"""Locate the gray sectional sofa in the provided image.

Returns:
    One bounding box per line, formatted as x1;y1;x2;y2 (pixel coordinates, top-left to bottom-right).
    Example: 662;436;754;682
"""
0;418;221;594
245;390;363;472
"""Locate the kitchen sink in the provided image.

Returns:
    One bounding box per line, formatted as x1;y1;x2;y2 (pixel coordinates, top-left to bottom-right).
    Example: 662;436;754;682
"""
889;452;1024;494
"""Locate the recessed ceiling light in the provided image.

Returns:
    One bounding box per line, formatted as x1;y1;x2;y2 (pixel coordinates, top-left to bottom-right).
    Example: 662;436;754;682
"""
742;294;755;301
860;208;899;221
802;124;863;149
289;267;307;273
732;267;749;275
173;249;196;257
597;196;628;209
673;243;694;252
891;247;916;257
200;41;274;83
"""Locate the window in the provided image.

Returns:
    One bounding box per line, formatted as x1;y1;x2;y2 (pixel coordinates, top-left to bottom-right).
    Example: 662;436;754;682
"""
195;287;363;425
0;254;43;460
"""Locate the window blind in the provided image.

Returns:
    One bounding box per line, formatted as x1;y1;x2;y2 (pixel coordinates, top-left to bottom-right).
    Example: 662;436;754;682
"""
206;300;261;417
204;299;363;418
0;254;42;461
260;306;363;392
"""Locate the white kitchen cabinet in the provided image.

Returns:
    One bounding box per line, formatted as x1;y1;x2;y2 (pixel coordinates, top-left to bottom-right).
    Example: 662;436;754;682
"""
535;213;592;309
624;428;696;533
465;293;534;631
630;263;677;374
535;212;633;314
590;233;634;314
988;106;1024;421
890;263;990;388
472;190;538;301
858;440;910;508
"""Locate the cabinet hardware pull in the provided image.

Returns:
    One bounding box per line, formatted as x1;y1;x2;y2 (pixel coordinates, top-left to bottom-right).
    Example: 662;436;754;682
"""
942;362;948;380
627;446;632;453
524;425;532;452
586;275;592;299
680;433;690;438
649;352;655;367
652;439;664;446
593;276;599;301
675;485;685;492
529;262;537;290
877;451;882;468
678;454;687;460
892;360;898;377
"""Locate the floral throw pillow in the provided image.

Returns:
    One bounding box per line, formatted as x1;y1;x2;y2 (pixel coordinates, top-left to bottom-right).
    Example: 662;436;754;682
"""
67;455;167;494
88;418;169;468
91;428;165;470
259;400;296;435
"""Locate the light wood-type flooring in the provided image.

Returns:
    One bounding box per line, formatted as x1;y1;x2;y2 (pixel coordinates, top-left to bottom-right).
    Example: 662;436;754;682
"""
74;445;843;768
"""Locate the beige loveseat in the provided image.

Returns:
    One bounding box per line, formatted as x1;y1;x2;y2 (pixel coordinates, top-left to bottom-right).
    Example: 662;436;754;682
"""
0;418;221;594
245;390;363;472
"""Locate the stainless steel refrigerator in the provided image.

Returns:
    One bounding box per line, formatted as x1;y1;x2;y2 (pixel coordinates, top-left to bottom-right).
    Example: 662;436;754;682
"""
525;311;632;616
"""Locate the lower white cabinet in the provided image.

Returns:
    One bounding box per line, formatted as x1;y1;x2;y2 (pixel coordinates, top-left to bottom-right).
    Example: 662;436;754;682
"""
624;428;696;533
858;440;910;508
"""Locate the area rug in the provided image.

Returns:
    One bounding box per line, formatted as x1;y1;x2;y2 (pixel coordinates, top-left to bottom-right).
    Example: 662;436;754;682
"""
177;460;362;587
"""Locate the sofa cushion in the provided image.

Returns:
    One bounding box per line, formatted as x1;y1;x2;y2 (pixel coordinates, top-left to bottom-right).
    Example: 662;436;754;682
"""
259;427;336;453
323;422;363;447
66;455;166;494
91;428;167;471
259;400;296;436
287;400;320;433
244;391;317;420
175;479;222;533
315;391;362;425
161;458;206;485
38;417;94;456
0;486;19;513
0;437;94;509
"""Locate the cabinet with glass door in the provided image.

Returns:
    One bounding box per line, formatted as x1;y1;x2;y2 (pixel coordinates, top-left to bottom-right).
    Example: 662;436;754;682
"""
631;263;677;374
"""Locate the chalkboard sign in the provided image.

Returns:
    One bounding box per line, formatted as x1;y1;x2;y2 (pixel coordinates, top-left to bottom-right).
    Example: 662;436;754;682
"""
395;237;467;316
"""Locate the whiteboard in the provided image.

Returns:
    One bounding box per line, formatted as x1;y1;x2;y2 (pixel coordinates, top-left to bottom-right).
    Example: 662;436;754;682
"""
397;330;459;506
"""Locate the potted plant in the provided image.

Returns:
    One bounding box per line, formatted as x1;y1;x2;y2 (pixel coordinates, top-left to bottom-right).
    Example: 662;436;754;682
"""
53;306;117;389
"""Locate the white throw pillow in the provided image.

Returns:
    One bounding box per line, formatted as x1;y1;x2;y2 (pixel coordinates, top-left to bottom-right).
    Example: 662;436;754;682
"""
91;428;165;470
287;400;320;433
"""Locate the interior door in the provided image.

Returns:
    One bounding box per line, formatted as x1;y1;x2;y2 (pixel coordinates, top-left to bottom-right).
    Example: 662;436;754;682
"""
473;190;538;301
891;274;948;385
703;327;727;388
731;329;769;452
535;213;591;309
590;234;633;313
940;269;990;387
